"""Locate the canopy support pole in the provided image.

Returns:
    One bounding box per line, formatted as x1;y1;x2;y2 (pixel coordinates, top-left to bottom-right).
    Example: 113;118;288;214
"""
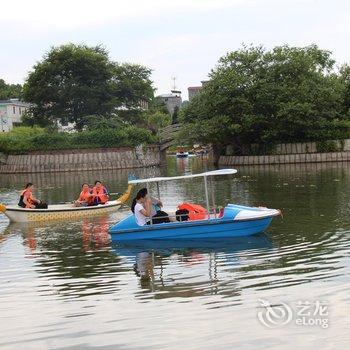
204;176;210;219
210;177;217;218
146;182;152;225
156;182;160;201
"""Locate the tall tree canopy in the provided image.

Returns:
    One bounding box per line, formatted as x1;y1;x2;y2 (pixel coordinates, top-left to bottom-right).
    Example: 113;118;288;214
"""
23;44;154;129
179;45;349;160
0;79;22;100
339;64;350;117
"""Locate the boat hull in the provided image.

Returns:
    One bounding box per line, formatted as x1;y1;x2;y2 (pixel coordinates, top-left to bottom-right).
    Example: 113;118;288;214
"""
2;201;121;223
109;204;280;241
110;217;273;241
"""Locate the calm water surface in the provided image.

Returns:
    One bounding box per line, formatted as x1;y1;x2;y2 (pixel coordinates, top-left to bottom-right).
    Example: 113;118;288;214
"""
0;157;349;349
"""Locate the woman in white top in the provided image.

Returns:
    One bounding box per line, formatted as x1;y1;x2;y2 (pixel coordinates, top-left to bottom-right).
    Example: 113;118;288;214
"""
133;190;153;226
131;188;172;226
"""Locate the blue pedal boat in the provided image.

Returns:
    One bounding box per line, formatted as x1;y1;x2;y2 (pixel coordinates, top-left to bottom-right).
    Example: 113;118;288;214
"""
109;169;281;241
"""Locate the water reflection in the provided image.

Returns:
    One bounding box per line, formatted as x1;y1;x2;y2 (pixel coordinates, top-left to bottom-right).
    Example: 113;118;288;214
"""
1;220;124;299
82;217;111;251
5;214;347;303
0;159;349;349
119;235;273;299
2;219;276;300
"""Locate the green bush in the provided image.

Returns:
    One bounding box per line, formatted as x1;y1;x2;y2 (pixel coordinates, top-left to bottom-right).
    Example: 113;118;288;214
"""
304;120;350;142
0;126;156;154
316;140;343;153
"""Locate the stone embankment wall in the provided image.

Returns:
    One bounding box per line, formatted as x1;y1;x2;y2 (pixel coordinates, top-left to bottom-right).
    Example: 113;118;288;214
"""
0;145;162;174
220;151;350;166
220;139;350;166
263;139;350;155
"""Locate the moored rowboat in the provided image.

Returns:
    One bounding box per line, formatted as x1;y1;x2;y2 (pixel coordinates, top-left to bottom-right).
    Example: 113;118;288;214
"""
0;184;133;223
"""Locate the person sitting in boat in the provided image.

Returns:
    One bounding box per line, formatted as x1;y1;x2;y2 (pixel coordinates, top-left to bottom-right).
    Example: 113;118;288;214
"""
131;188;171;225
131;190;152;226
74;183;93;207
18;183;48;209
91;180;109;205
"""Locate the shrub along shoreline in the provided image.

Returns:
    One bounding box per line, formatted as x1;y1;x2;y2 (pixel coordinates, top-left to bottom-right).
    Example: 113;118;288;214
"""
0;127;157;155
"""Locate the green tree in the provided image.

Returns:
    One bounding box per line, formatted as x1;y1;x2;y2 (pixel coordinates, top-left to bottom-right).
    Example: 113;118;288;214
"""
112;63;154;125
23;44;115;128
172;106;179;124
339;64;350;117
145;111;171;134
0;79;22;100
148;96;169;114
83;115;123;131
179;44;348;163
23;44;154;129
113;63;153;109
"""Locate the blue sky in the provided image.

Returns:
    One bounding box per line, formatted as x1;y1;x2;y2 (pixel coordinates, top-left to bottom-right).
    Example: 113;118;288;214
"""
1;0;349;99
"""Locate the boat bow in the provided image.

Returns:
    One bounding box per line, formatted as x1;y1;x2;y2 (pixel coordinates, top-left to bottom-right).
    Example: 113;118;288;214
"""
0;203;6;214
116;184;134;204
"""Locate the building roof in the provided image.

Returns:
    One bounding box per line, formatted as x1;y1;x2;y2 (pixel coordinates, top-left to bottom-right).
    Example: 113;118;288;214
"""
188;86;202;90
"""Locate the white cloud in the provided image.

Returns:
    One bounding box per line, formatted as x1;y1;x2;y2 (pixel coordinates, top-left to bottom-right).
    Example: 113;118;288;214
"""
1;0;317;29
0;0;248;29
1;0;349;99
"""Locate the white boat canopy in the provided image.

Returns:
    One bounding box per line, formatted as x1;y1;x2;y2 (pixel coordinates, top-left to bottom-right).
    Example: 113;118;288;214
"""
128;169;237;184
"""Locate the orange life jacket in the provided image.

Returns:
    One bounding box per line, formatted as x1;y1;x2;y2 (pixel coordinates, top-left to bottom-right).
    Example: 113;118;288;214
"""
91;186;108;204
20;189;34;208
177;203;208;221
79;190;92;203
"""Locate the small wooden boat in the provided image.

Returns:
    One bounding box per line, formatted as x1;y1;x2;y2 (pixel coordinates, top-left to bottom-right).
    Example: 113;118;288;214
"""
0;184;133;223
109;169;281;240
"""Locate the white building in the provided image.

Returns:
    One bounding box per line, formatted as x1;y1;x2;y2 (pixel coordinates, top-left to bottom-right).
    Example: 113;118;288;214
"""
157;90;182;116
0;99;32;132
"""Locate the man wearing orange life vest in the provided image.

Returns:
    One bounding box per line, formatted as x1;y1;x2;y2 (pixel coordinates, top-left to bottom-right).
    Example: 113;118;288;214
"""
91;180;109;205
74;183;93;207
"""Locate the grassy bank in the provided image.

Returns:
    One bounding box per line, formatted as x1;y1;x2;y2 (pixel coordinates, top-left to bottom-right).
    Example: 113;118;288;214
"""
0;127;157;154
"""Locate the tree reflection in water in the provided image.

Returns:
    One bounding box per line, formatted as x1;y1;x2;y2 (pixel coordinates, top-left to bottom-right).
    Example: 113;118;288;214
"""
1;159;349;304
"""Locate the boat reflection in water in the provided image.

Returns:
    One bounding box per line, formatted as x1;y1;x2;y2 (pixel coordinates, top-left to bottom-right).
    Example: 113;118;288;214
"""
82;217;111;251
1;219;274;300
113;234;273;297
1;218;123;299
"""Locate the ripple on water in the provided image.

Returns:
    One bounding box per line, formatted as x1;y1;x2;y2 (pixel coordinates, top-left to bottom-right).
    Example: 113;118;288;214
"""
1;162;350;349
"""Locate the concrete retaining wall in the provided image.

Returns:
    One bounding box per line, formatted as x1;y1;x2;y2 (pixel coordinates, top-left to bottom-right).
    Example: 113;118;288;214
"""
274;139;350;154
0;145;162;173
219;151;350;166
226;139;350;156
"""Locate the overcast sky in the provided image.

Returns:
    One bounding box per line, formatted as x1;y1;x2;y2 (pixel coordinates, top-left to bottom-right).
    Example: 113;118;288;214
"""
1;0;349;99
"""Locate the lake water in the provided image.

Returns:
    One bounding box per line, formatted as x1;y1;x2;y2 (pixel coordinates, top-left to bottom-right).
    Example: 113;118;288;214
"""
0;157;349;349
